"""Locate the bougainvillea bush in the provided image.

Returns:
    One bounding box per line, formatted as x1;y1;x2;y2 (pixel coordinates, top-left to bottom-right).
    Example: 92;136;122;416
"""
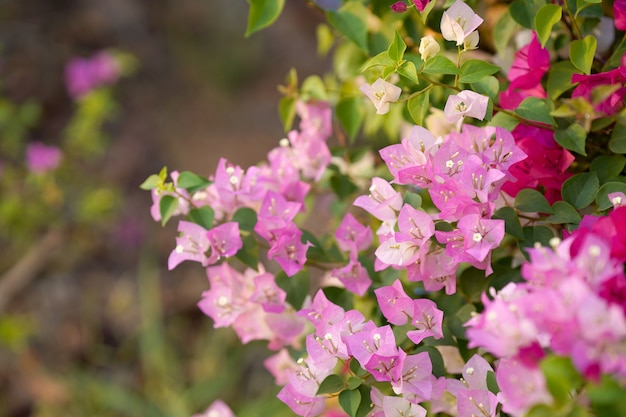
143;1;626;416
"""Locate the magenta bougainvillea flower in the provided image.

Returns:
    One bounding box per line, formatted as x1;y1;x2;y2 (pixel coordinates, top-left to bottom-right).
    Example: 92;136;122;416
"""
615;0;626;30
25;141;62;174
65;51;121;98
571;61;626;116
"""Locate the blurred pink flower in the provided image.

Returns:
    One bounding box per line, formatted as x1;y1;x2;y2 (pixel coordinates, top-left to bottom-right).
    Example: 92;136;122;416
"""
192;400;235;417
390;1;407;13
26;141;62;173
615;0;626;30
65;51;121;98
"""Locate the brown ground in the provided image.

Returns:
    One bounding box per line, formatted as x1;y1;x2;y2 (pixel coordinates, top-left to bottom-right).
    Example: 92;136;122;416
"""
0;1;331;416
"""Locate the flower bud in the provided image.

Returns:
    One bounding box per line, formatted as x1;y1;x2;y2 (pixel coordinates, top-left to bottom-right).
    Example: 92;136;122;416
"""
390;1;407;13
419;36;440;61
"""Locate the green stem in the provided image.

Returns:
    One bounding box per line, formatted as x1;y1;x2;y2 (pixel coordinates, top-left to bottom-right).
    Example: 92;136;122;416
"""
563;1;583;40
493;106;556;131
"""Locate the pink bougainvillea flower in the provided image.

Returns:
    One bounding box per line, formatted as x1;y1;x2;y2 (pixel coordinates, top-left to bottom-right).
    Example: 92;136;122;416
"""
250;273;287;313
332;258;372;296
354;177;403;234
374;280;414;326
412;0;431;12
406;298;444;344
267;226;312;276
264;348;298;386
496;358;551;417
360;78;402;115
456;214;505;263
26;141;62;173
440;0;483;46
444;90;489;125
615;0;626;30
192;399;236;417
205;221;243;263
65;51;121;98
335;212;373;254
382;396;427;417
168;220;211;270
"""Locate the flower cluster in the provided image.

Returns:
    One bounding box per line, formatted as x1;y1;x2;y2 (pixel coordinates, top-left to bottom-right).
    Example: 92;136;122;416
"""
362;124;526;293
143;0;626;416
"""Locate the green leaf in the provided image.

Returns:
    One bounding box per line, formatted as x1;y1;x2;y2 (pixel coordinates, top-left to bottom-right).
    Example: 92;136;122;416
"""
540;356;583;405
486;371;500;394
547;61;578;100
275;270;310;310
176;171;211;192
388;31;406;62
245;0;285;37
301;75;328;100
360;51;393;72
457;267;488;303
510;0;542;29
279;96;297;132
349;357;368;378
534;4;562;47
447;301;476;339
471;76;499;102
397;61;419;85
232;207;258;231
569;35;597;74
330;171;358;199
316;23;334;57
339;388;361;417
337;97;364;142
187;206;215;230
609;121;626;154
554;124;587;156
515;188;554;214
590;155;626;184
490;111;520;131
562;172;600;209
159;195;178;226
407;91;430;126
546;201;581;224
322;286;354;311
588;375;626;417
494;9;519;56
595;182;626;211
515;97;556;126
235;234;259;270
326;4;368;53
493;207;525;239
459;60;500;84
422;55;459;75
140;174;160;190
317;374;345;395
521;226;555;251
347;376;362;390
403;191;423;209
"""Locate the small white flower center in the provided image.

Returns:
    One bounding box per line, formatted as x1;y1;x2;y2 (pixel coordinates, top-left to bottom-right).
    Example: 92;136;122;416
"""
279;138;290;147
472;232;482;242
175;245;184;253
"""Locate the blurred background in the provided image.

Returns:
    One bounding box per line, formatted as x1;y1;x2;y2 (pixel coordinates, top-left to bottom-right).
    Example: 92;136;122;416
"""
0;1;330;416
